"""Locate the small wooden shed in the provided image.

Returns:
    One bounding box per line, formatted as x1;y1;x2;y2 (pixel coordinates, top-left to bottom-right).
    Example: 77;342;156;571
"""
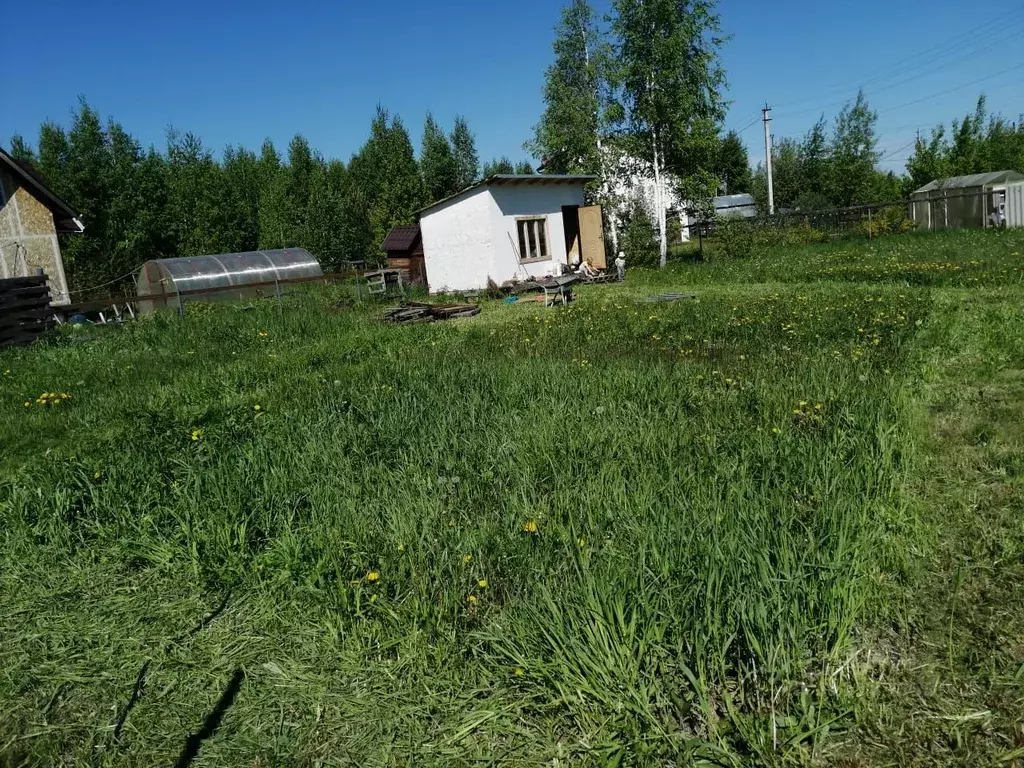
381;225;426;287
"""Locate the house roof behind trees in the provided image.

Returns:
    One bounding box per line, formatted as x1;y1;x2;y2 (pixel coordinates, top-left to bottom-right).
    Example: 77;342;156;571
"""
0;146;85;234
914;170;1024;193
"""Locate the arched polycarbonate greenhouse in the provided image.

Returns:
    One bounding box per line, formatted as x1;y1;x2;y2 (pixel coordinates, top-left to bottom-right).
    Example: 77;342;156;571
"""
135;249;323;313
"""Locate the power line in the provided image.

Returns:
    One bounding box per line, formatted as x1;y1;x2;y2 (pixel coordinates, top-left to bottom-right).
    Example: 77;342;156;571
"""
726;113;763;136
781;25;1024;121
877;62;1024;116
877;138;918;163
774;13;1022;111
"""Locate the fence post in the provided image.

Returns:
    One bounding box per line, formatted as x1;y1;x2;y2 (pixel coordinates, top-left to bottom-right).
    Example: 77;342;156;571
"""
868;208;872;238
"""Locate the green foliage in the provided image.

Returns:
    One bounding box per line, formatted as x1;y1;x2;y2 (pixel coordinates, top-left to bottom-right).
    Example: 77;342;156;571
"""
620;201;659;266
706;217;829;261
7;134;35;162
859;204;915;237
9;229;1024;763
481;157;517;177
451;115;479;190
713;216;756;259
611;0;727;265
349;108;426;250
420;113;460;203
219;146;261;253
166;130;229;257
829;91;879;207
527;0;612;176
12;101;478;293
906;95;1024;189
752;94;890;212
716;130;752;193
304;162;344;269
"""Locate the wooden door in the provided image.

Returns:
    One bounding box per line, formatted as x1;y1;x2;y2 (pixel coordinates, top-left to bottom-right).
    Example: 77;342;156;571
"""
578;205;606;268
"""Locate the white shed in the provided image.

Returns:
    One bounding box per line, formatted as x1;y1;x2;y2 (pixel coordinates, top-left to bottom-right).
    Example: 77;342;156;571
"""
418;174;605;293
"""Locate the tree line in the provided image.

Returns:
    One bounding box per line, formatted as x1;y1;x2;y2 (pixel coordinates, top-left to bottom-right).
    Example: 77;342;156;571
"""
749;93;1024;214
7;100;533;295
906;96;1024;191
531;0;1023;254
528;0;728;266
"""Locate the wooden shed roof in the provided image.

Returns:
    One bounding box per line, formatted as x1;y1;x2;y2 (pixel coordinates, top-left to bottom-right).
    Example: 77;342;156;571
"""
381;225;421;252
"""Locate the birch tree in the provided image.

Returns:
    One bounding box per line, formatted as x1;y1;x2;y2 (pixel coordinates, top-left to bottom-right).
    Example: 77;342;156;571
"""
530;0;624;249
612;0;726;266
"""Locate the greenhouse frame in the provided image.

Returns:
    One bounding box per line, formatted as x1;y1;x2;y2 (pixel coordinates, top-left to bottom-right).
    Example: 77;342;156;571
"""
135;248;323;313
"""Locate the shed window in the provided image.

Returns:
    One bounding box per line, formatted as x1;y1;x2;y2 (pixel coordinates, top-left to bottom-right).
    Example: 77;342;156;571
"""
517;217;550;262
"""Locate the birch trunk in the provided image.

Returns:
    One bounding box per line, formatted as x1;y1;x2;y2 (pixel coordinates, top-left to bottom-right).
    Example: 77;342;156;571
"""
652;128;667;268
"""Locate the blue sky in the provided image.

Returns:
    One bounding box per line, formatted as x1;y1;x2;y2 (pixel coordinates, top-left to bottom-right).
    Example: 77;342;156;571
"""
1;0;1021;173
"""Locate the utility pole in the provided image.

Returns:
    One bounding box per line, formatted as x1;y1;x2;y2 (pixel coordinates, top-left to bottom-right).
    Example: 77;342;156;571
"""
763;104;774;215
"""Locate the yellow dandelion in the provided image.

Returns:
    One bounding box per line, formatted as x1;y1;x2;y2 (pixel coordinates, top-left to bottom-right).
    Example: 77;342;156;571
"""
577;537;586;548
463;554;472;564
772;427;782;435
478;579;488;588
253;404;262;412
366;571;380;582
190;428;203;441
93;471;101;479
522;520;538;534
24;401;31;407
397;544;405;553
466;594;477;603
514;667;525;677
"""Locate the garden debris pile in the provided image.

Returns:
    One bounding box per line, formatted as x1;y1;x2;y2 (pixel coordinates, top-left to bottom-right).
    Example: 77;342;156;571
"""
384;301;481;324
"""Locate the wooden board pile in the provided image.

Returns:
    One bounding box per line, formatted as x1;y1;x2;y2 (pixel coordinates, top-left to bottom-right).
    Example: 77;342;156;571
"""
0;275;52;348
384;301;481;324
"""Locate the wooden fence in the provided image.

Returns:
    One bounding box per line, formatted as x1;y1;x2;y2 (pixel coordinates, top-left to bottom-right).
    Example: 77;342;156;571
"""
0;275;52;348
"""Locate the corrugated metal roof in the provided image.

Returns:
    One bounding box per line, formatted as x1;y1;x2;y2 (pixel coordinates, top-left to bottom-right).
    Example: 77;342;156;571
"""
714;193;755;209
914;170;1024;193
381;225;420;252
420;174;596;216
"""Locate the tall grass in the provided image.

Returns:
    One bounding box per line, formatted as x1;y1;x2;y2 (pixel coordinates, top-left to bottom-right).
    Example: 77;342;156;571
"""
1;228;1020;764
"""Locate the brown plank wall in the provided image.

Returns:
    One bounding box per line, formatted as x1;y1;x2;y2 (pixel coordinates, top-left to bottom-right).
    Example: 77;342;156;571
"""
0;275;52;348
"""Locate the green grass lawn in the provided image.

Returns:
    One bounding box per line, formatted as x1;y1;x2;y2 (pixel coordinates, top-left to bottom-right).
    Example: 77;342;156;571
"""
3;228;1024;766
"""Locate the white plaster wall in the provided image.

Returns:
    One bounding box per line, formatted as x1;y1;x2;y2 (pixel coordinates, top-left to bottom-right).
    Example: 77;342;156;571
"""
419;188;496;293
489;184;584;283
420;182;588;292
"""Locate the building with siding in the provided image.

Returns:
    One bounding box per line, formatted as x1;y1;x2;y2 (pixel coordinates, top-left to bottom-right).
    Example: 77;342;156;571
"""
0;147;83;305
